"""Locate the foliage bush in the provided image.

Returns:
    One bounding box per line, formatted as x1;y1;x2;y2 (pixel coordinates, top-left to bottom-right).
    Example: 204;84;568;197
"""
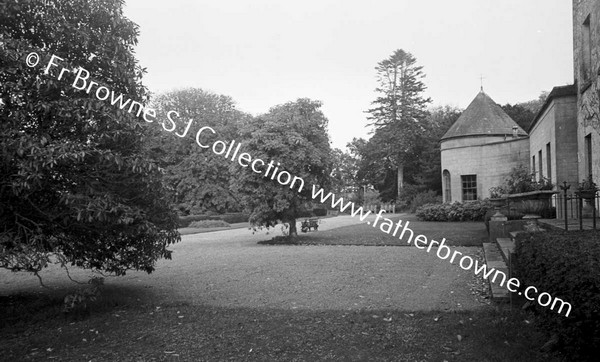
396;184;424;211
363;189;382;206
415;200;491;221
177;213;249;227
514;230;600;359
489;164;553;197
312;208;328;217
0;0;180;276
408;190;442;213
188;220;230;229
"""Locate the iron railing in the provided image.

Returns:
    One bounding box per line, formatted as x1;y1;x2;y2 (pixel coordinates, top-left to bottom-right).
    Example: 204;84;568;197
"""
553;182;599;230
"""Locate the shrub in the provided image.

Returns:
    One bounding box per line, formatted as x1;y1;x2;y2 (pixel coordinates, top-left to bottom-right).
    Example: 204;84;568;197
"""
397;184;425;211
188;220;231;228
363;189;381;206
409;190;442;213
222;213;250;224
312;208;328;217
415;200;491;221
514;230;600;359
489;186;507;199
177;213;249;227
489;164;554;196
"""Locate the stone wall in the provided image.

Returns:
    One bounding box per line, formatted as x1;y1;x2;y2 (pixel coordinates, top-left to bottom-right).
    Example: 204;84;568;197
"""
573;0;600;186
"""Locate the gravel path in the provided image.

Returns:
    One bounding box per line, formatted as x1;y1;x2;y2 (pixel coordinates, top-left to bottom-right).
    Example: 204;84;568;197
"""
0;215;489;312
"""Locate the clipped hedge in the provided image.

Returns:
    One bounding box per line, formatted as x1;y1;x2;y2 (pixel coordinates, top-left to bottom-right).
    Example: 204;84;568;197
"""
312;208;328;217
415;200;491;221
177;213;249;227
514;230;600;359
188;220;231;228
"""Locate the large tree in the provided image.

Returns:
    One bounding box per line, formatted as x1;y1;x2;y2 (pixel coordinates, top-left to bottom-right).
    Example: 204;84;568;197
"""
366;49;431;199
329;148;360;195
0;0;179;277
413;106;462;192
231;99;332;236
145;88;249;215
354;106;460;202
501;92;547;132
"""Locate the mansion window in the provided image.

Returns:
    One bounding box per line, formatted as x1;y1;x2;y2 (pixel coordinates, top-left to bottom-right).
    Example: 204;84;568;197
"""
586;134;593;179
538;150;543;180
582;14;592;82
546;143;552;183
461;175;477;201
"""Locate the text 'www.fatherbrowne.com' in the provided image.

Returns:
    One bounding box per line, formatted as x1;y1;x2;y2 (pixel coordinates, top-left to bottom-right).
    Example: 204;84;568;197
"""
311;186;572;317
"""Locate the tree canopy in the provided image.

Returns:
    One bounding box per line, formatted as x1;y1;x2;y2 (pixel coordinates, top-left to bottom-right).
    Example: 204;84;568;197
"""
0;0;179;276
357;103;460;202
365;49;431;200
145;88;250;215
231;99;332;236
501;92;547;132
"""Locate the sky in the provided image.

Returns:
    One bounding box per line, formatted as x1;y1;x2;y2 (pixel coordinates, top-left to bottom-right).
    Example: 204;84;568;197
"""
123;0;574;150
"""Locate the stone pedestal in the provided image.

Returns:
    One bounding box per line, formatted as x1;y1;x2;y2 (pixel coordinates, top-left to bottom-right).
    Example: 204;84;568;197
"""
489;219;507;242
522;214;542;232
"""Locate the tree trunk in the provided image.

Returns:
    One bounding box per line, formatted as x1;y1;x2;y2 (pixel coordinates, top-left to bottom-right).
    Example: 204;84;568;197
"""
397;164;404;198
288;218;298;237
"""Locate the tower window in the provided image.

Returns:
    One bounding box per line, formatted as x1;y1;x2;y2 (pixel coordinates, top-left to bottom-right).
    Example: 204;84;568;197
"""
461;175;477;201
443;170;451;203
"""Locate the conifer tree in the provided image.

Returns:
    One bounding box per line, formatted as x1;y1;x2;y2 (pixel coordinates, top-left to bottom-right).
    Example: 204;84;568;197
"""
366;49;431;198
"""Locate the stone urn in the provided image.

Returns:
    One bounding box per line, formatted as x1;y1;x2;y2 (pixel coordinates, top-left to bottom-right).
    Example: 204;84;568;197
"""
505;190;558;218
576;189;598;218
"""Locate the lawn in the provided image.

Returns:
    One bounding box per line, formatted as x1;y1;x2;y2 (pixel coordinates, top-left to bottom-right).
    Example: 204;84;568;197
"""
260;214;488;247
0;215;566;361
0;291;561;362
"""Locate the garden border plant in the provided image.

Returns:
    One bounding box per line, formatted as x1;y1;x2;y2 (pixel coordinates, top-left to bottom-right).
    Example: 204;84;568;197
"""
488;163;554;198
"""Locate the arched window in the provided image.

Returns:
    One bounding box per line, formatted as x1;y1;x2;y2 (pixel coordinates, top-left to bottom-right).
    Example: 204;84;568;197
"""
443;170;451;203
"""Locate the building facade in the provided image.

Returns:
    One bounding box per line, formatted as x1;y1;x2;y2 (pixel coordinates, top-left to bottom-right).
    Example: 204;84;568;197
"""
440;1;600;206
528;85;578;188
440;90;529;203
573;0;600;188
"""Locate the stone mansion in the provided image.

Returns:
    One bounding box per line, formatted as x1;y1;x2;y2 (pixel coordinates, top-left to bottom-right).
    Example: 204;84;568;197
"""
440;0;600;204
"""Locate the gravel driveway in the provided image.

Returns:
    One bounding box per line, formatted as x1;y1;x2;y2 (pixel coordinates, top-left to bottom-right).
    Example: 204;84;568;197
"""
0;215;488;312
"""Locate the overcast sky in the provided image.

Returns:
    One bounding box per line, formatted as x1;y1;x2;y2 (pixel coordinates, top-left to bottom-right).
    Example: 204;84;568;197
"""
123;0;573;150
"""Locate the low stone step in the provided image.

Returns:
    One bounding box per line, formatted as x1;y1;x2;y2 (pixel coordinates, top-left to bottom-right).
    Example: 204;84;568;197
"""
509;230;526;240
496;237;515;265
488;267;510;301
482;242;510;302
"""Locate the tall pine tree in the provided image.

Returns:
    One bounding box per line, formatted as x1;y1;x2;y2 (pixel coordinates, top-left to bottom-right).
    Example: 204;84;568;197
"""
366;49;430;199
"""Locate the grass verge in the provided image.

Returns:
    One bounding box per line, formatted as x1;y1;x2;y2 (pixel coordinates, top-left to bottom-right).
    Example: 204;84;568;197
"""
260;214;487;247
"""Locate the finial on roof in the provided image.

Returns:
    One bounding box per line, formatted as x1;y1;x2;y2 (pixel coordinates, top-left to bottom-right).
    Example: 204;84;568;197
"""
480;75;485;92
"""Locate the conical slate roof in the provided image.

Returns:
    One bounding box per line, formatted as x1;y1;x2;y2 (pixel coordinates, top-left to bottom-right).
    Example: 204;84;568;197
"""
441;90;527;141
